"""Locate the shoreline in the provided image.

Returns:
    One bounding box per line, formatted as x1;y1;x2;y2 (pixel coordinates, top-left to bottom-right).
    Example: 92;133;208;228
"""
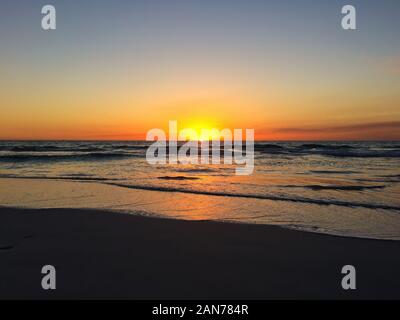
1;206;400;299
1;176;399;212
1;177;400;241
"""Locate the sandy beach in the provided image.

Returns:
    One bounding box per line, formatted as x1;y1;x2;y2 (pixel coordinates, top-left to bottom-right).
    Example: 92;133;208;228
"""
1;206;400;300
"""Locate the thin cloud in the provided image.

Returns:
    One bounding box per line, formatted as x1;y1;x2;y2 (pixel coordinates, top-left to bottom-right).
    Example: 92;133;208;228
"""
273;121;400;134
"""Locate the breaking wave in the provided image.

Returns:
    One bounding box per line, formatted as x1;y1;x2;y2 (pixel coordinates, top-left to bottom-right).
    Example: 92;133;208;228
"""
105;182;400;212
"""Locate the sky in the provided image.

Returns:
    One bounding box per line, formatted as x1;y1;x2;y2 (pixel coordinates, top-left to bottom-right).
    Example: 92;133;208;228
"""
0;0;399;140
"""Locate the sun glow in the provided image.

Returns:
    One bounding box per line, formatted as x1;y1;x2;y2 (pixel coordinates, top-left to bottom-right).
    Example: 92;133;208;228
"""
181;120;223;141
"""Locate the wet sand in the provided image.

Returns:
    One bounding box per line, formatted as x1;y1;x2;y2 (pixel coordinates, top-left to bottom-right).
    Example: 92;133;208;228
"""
1;206;400;299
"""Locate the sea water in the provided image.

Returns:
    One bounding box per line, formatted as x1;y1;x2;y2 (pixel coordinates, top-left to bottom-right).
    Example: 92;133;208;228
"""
0;141;399;240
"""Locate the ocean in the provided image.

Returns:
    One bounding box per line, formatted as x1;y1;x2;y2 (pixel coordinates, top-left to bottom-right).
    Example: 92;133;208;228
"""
0;140;399;240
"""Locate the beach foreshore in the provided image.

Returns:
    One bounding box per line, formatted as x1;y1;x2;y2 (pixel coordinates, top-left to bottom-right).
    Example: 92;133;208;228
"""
1;206;400;299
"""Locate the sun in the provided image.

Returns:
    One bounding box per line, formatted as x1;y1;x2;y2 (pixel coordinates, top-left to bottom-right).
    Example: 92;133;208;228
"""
183;120;222;141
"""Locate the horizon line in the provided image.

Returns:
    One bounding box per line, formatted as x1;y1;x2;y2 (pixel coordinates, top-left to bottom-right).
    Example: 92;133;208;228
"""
1;138;400;142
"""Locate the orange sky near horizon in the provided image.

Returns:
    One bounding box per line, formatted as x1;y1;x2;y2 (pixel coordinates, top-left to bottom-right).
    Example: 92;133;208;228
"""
1;88;400;140
1;79;399;140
